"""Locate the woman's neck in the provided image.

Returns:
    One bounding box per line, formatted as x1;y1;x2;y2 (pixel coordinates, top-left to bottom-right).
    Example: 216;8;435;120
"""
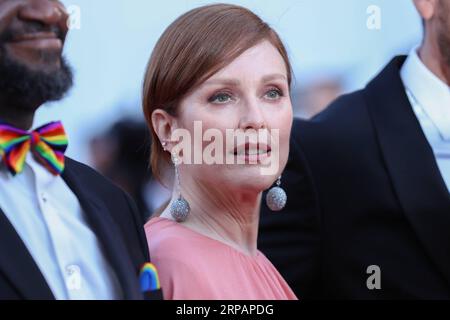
161;177;262;257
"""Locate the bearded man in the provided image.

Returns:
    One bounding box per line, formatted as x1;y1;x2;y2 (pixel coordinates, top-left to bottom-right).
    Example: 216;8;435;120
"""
0;0;160;300
260;0;450;299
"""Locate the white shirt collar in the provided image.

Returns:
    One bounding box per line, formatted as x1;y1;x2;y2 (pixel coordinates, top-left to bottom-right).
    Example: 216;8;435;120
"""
401;46;450;141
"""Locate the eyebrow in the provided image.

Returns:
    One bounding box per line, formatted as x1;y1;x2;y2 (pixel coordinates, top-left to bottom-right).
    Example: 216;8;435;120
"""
261;74;287;82
203;73;287;86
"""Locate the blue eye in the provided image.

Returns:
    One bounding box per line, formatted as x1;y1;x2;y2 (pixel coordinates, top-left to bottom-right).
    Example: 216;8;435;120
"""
265;89;283;100
209;93;232;104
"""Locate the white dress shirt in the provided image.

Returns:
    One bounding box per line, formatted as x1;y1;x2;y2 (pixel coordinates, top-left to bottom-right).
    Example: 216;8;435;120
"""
401;47;450;192
0;155;122;300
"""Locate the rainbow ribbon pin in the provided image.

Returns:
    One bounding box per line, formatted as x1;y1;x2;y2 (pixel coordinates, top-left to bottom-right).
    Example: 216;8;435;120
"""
140;263;161;292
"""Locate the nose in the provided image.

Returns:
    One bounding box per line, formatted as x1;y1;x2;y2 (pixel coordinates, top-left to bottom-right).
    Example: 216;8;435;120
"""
18;0;67;28
238;98;267;131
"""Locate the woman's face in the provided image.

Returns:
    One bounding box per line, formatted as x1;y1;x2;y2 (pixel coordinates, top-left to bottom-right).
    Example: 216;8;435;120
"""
173;40;293;193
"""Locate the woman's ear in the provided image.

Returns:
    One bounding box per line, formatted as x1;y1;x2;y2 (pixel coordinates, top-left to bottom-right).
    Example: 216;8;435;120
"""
152;109;176;149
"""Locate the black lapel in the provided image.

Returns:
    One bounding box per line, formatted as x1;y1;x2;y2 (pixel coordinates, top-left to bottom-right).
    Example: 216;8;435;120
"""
364;56;450;285
61;162;142;300
0;208;55;300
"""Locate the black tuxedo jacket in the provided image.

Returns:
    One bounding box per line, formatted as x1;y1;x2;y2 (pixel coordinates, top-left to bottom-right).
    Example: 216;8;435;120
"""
259;56;450;299
0;157;161;300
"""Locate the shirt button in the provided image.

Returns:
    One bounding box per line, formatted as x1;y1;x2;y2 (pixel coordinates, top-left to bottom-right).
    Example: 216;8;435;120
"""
66;265;82;291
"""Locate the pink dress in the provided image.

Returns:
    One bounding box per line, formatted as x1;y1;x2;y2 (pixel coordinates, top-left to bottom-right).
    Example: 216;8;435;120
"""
145;217;298;300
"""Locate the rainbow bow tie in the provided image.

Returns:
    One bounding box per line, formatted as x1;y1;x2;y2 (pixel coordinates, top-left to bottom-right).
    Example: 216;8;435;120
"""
0;121;68;176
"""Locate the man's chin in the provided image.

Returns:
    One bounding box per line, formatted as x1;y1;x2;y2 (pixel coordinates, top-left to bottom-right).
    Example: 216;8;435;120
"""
0;47;73;107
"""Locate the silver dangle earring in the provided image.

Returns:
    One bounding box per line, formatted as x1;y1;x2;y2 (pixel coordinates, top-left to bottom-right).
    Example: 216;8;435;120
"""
266;176;287;212
169;151;191;222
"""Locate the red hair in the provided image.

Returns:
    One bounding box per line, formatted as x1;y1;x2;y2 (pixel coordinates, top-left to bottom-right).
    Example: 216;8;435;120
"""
142;3;292;181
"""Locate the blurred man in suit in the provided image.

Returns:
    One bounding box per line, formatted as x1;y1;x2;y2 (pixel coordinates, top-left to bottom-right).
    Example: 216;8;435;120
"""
0;0;159;300
260;0;450;299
